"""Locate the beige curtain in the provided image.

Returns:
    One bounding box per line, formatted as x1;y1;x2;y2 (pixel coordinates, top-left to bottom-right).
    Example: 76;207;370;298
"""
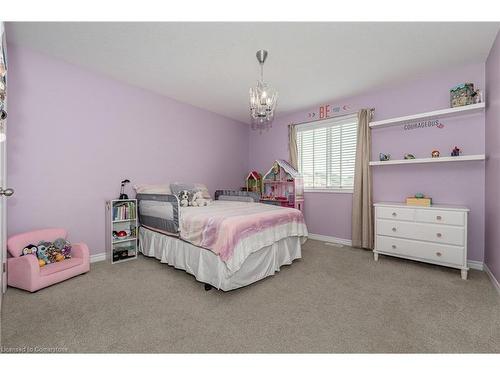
352;109;374;249
288;124;298;170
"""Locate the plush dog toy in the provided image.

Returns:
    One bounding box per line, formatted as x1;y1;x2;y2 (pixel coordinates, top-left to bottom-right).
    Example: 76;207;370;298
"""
178;190;190;207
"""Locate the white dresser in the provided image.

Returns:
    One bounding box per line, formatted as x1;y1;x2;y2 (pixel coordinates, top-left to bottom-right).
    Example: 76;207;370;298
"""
374;202;469;279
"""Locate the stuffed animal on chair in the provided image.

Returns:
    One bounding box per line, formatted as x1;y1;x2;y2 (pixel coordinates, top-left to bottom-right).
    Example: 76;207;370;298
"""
36;243;50;266
21;244;38;257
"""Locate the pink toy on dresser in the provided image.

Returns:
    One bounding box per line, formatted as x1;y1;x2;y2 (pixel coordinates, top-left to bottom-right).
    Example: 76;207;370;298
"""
7;228;90;292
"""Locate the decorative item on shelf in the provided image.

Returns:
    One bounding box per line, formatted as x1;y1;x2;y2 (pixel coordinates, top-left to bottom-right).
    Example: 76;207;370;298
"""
119;179;130;199
403;153;415;160
472;89;483;104
451;146;462;157
431;150;440;158
450;83;475;108
245;170;263;193
406;193;432;207
379;153;391;161
261;159;304;211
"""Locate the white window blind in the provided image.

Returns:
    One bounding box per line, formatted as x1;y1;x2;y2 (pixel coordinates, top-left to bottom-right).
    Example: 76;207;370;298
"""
296;114;358;191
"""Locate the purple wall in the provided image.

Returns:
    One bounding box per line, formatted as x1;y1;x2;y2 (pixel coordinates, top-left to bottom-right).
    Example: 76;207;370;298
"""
485;31;500;280
6;45;248;255
249;63;486;261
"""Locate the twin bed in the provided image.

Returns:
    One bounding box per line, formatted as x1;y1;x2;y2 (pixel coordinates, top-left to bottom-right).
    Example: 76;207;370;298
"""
136;187;308;291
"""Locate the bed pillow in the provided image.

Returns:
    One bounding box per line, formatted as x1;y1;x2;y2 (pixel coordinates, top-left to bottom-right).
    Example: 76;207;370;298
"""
134;184;172;195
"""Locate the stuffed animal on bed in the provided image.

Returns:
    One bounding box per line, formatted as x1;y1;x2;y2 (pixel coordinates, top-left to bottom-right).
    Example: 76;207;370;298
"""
178;190;190;207
191;191;211;207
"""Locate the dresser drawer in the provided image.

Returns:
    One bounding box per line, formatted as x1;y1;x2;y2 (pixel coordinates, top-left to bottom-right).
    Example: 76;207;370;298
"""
376;235;465;266
376;206;414;221
415;209;465;226
376;220;465;246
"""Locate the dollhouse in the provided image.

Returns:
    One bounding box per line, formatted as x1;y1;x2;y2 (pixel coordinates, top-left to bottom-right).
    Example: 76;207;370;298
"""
246;170;263;193
261;159;304;211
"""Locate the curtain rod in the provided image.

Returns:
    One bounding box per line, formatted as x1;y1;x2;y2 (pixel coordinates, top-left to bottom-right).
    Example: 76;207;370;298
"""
289;108;375;127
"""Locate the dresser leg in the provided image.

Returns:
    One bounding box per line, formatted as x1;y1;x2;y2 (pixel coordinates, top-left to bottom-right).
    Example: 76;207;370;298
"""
461;269;468;280
373;252;379;261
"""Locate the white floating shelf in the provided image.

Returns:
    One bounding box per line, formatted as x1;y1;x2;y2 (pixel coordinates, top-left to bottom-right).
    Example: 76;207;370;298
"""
369;103;485;129
369;154;485;166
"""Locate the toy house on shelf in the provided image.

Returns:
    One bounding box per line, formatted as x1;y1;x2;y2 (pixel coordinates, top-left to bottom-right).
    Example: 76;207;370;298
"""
261;159;304;211
246;170;263;193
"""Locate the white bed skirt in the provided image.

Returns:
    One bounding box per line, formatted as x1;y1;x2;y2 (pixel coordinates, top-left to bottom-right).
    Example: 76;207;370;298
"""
139;227;302;291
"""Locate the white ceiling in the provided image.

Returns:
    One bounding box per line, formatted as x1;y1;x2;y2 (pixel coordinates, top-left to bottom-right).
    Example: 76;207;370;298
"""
6;22;500;123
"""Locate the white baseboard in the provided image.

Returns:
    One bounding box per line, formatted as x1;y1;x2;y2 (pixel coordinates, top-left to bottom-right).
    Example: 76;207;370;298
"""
467;260;484;271
90;252;106;263
308;233;352;246
484;263;500;296
309;234;486;270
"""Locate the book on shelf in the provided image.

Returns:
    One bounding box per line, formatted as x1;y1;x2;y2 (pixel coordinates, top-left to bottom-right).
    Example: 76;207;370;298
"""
113;201;136;221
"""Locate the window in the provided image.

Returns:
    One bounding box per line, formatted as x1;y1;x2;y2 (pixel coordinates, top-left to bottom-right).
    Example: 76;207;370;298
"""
297;114;358;192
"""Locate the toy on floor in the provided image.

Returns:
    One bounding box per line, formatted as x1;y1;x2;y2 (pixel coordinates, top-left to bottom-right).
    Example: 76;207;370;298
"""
431;150;440;158
178;190;190;207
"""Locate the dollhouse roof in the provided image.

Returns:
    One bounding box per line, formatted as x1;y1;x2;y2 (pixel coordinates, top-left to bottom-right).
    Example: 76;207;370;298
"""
246;171;262;180
265;159;300;178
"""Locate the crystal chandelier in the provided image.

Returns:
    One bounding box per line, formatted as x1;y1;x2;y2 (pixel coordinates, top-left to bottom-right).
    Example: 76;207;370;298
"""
249;50;278;132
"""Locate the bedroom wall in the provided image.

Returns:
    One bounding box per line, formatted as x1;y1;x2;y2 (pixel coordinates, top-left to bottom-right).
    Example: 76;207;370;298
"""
6;45;249;255
249;63;486;262
485;30;500;282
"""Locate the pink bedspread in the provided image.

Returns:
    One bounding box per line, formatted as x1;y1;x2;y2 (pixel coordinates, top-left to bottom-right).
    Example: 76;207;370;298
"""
179;201;308;272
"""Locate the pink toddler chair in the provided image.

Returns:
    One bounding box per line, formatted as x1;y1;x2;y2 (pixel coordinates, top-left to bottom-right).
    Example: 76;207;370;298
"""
7;228;90;292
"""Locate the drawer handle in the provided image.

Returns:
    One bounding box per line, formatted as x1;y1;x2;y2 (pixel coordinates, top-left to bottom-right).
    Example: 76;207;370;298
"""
392;212;397;217
436;215;442;220
436;233;442;238
392;227;397;232
391;245;397;249
436;252;442;257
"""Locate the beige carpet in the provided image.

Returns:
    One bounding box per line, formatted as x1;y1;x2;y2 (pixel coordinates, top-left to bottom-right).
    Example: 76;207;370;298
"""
1;239;499;353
